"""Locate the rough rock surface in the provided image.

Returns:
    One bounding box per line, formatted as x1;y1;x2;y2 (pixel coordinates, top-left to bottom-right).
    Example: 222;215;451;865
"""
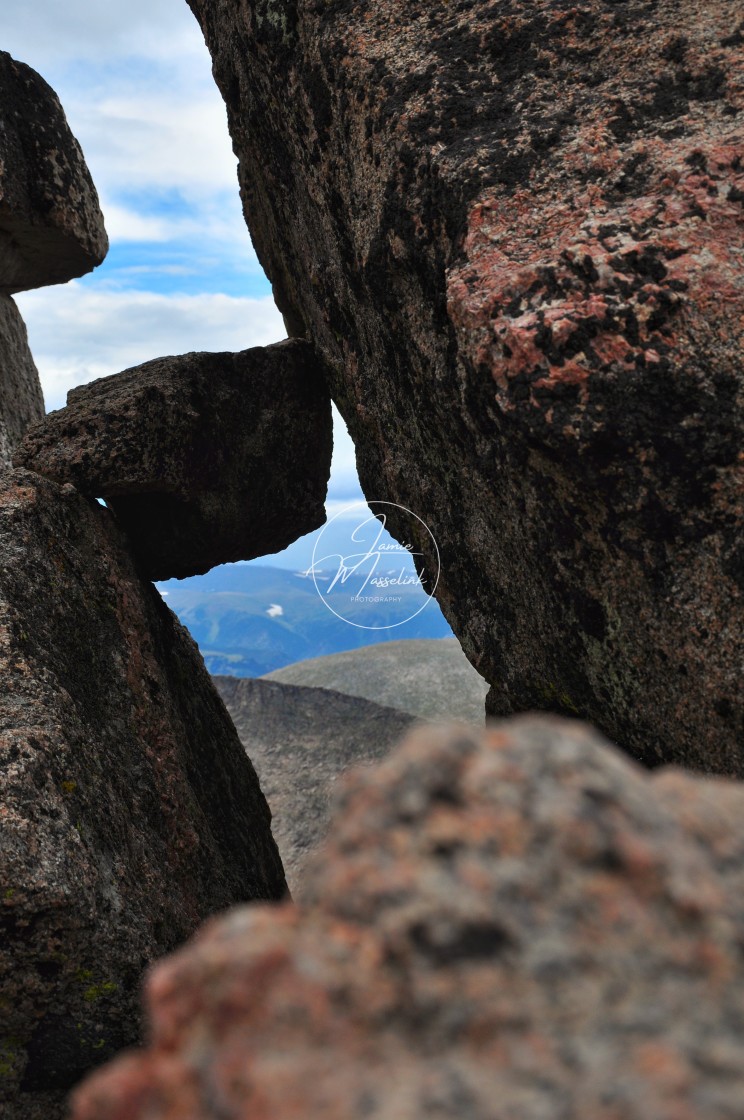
0;469;286;1120
72;716;744;1119
16;339;332;579
264;638;489;723
0;295;44;466
0;51;107;292
187;0;744;771
215;676;415;893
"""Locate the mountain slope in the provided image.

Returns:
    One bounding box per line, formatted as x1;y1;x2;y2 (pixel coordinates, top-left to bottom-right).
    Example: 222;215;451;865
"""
214;677;415;893
264;638;489;723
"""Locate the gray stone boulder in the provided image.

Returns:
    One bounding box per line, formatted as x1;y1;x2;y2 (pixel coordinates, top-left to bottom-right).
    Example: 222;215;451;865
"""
0;51;107;292
0;295;44;465
215;676;415;893
15;339;332;579
0;469;286;1120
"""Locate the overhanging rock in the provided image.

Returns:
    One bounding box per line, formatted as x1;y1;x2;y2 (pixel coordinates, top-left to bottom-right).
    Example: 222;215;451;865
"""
0;51;107;293
185;0;744;771
16;339;333;580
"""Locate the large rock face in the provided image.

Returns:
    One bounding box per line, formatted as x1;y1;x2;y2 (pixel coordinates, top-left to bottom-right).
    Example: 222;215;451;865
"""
186;0;744;771
0;295;44;466
0;470;286;1119
215;676;415;892
72;716;744;1119
16;340;332;579
0;51;107;292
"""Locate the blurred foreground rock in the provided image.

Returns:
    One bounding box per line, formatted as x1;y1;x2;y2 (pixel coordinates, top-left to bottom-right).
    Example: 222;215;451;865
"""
0;470;286;1120
215;676;415;893
187;0;744;770
16;339;332;579
0;50;107;292
72;717;744;1119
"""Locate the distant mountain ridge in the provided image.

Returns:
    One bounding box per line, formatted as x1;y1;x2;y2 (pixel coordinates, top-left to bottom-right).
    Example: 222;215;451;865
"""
159;563;453;677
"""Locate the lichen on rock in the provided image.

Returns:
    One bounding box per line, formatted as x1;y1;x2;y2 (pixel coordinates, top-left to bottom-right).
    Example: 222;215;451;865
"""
185;0;744;771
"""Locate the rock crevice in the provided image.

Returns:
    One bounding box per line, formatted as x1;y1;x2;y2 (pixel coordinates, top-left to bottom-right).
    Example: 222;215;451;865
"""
16;339;333;579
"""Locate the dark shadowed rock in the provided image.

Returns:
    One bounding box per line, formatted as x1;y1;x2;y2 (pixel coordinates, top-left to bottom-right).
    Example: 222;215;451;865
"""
186;0;744;771
0;469;286;1120
15;339;332;579
72;717;744;1119
0;295;44;465
0;51;107;292
263;638;489;723
215;676;415;893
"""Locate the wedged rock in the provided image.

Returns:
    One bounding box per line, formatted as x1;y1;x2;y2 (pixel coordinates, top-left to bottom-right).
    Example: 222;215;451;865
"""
215;676;416;893
0;469;286;1120
15;339;332;579
0;51;107;292
186;0;744;771
0;294;44;465
72;717;744;1119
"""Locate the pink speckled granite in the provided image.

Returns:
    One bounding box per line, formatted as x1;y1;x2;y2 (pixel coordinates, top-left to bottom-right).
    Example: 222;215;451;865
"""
186;0;743;770
72;718;744;1119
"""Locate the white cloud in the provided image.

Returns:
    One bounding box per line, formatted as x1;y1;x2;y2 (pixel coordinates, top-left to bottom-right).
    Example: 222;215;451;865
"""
328;409;361;497
16;284;286;411
266;604;284;618
324;499;372;521
0;0;250;263
72;93;240;200
0;0;206;71
101;203;176;244
99;198;252;260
